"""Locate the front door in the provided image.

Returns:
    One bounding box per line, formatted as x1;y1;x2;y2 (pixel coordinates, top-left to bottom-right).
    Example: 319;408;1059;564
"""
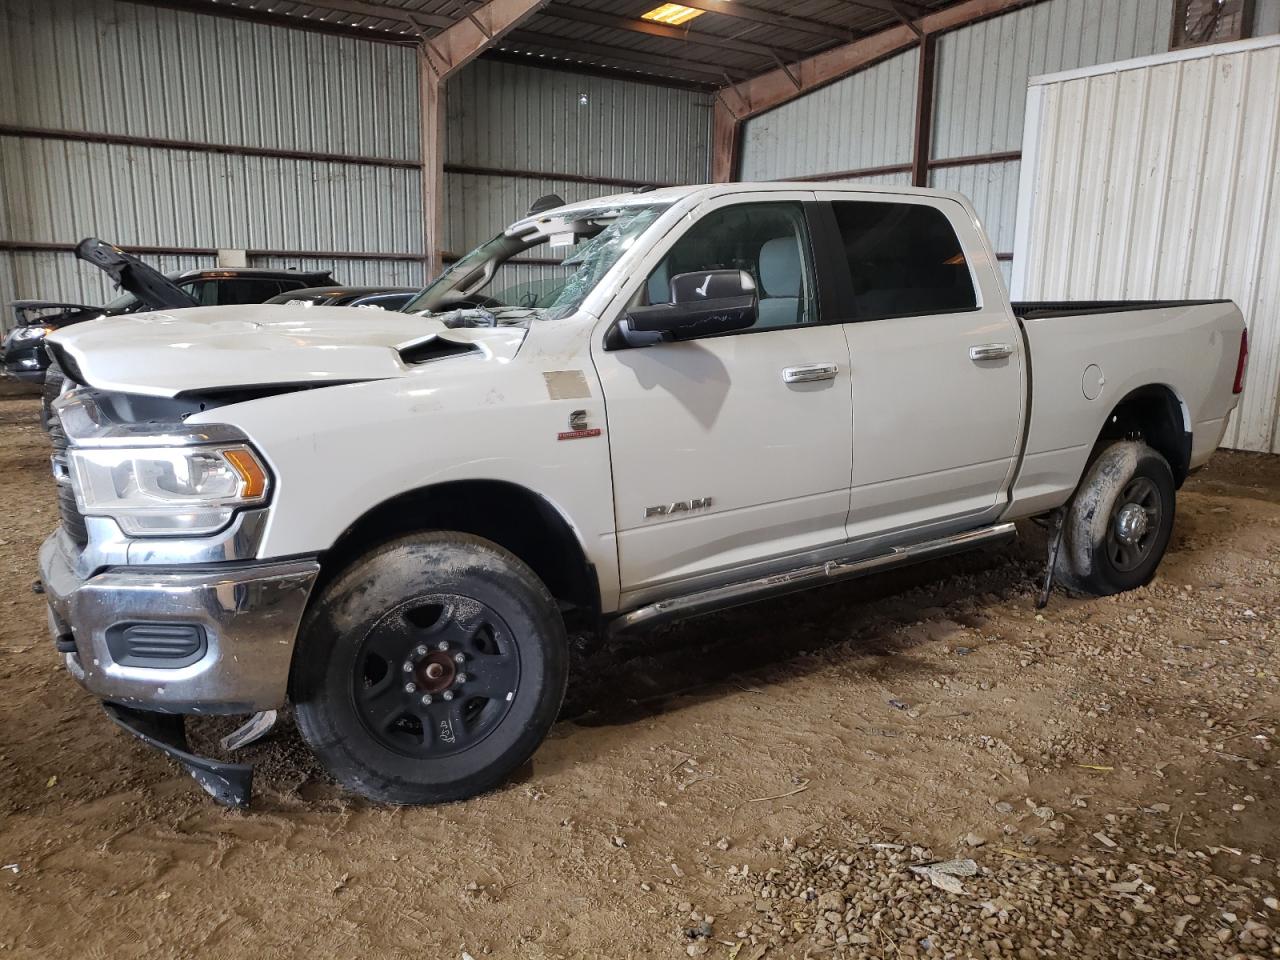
592;194;855;602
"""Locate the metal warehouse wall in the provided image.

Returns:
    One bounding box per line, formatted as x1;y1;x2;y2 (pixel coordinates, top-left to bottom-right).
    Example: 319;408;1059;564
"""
444;59;712;261
738;51;917;182
1012;36;1280;454
0;0;423;322
736;0;1174;288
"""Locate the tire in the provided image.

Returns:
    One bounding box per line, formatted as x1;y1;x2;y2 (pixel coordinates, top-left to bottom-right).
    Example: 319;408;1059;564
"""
292;532;568;804
1054;441;1176;596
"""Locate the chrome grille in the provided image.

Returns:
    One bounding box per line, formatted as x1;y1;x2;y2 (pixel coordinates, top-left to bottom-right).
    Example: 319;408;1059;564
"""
48;411;88;548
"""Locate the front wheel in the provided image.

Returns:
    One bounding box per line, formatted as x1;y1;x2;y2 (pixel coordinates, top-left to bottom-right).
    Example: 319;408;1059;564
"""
292;532;568;804
1055;440;1176;596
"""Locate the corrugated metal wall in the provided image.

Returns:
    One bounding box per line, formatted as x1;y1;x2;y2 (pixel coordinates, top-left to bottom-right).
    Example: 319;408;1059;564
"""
929;0;1171;267
443;59;713;259
738;51;917;181
737;0;1172;275
0;0;423;318
1011;37;1280;453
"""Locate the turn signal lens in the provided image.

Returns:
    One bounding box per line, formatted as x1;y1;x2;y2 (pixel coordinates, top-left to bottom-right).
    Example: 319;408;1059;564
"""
1233;328;1248;395
223;447;268;499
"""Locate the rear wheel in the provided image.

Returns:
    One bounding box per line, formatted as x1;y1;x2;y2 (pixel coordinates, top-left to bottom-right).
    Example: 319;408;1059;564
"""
1055;441;1176;596
292;532;568;804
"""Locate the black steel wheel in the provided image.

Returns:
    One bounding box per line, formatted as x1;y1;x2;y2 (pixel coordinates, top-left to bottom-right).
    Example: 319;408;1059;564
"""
1056;441;1176;596
353;595;521;759
292;532;568;804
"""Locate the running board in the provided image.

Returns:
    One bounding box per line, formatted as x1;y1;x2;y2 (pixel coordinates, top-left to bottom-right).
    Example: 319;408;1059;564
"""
608;522;1018;636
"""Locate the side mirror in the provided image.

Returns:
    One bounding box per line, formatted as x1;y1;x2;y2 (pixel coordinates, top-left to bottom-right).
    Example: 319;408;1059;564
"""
621;270;757;344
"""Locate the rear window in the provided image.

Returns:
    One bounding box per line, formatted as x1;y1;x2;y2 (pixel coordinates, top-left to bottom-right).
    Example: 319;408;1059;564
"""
831;201;977;320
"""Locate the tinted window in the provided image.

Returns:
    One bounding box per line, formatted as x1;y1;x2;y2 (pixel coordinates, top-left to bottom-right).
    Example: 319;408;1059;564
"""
831;201;976;319
645;201;816;330
211;278;284;305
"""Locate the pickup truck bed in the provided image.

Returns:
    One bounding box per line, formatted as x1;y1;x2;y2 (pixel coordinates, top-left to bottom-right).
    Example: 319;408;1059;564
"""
1011;298;1230;318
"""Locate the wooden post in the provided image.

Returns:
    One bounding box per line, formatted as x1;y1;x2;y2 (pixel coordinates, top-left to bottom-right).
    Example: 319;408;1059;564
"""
415;0;549;273
711;96;741;183
419;54;445;278
911;31;937;187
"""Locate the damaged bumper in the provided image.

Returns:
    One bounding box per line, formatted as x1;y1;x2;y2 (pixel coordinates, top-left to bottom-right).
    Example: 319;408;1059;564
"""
39;531;318;714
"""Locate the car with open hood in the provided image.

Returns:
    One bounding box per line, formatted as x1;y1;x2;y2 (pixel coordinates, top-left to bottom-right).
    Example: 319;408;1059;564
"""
2;239;333;385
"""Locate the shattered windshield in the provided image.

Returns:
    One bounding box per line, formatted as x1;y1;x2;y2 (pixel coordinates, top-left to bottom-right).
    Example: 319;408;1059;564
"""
403;202;670;324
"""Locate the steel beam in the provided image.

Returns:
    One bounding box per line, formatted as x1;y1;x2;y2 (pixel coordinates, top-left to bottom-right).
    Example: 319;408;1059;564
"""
415;0;550;274
911;32;937;186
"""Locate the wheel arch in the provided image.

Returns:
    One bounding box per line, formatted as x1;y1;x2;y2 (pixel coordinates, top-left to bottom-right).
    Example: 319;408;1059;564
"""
313;479;602;622
1093;383;1192;486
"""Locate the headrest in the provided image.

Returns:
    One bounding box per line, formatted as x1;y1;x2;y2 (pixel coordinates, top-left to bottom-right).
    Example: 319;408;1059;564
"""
759;236;801;298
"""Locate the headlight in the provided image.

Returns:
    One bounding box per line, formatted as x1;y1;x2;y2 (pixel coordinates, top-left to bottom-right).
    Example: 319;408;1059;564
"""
68;444;270;536
11;325;52;343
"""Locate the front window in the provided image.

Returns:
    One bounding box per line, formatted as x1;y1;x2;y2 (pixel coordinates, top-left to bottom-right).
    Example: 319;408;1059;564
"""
403;202;671;323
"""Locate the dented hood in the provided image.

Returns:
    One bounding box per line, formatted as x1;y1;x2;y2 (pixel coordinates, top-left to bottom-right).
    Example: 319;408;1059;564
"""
46;304;526;398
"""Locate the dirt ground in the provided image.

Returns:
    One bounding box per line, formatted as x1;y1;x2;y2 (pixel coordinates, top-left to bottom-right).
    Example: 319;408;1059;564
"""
0;383;1277;959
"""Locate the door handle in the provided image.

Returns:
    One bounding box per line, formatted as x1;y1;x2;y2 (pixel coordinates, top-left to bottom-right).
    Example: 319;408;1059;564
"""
969;343;1013;362
782;363;838;383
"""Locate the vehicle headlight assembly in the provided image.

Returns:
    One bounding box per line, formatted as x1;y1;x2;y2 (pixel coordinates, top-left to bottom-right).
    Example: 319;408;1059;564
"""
68;444;270;536
10;324;53;343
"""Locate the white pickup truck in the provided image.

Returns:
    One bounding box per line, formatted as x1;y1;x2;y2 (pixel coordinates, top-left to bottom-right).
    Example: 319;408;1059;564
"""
38;183;1248;807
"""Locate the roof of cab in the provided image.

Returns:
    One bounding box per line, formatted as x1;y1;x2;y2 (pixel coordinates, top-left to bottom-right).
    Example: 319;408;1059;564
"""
508;182;974;233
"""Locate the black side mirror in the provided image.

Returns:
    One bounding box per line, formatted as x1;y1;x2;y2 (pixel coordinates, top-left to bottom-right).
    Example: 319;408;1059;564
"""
622;269;757;344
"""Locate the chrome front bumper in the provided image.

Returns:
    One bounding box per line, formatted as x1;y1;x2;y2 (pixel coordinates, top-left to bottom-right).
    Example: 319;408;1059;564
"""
40;530;319;714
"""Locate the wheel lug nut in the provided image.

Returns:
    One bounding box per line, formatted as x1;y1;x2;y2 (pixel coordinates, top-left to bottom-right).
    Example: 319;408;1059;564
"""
403;682;416;693
402;661;414;672
420;694;433;705
453;652;465;663
414;645;428;657
442;691;454;701
436;641;449;651
456;673;467;684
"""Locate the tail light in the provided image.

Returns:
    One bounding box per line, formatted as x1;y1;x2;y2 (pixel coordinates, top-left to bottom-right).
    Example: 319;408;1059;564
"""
1233;328;1248;395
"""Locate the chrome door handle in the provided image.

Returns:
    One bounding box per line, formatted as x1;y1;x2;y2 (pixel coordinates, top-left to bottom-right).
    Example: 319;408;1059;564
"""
969;343;1013;362
782;363;838;383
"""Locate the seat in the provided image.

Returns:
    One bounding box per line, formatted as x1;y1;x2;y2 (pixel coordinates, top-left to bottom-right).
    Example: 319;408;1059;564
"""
757;236;801;326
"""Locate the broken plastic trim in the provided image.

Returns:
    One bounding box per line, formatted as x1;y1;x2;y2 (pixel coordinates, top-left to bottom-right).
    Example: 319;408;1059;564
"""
103;702;253;808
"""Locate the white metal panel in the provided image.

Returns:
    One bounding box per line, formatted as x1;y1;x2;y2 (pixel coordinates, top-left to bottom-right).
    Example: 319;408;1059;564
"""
933;0;1171;159
1013;36;1280;453
1;138;422;255
447;59;712;185
0;0;420;161
0;0;424;316
1255;0;1280;35
929;160;1021;254
739;51;917;180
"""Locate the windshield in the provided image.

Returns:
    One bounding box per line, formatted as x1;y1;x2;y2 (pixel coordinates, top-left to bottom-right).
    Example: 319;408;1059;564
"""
403;202;669;322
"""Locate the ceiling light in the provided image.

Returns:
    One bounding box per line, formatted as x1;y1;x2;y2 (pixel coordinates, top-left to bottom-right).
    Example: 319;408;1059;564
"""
641;4;705;26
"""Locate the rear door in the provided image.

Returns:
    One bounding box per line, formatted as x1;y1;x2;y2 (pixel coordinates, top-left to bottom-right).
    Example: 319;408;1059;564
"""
813;192;1025;541
592;192;855;601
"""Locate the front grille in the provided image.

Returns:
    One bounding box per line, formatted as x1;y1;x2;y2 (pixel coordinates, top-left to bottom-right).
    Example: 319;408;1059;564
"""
48;411;88;547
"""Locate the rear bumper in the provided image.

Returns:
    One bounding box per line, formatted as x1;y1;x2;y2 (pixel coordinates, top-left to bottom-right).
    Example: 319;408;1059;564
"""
40;531;319;713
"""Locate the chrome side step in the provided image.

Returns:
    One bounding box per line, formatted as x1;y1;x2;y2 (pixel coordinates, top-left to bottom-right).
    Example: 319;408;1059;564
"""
607;522;1018;636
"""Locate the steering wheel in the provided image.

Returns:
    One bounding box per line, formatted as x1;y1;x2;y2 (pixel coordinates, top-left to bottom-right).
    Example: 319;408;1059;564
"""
441;292;504;310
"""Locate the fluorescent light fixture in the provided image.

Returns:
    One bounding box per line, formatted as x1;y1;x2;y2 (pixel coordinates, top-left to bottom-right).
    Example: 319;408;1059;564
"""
641;4;705;26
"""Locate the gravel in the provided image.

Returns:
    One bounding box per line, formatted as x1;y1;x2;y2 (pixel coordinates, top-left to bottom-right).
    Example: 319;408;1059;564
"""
716;815;1279;959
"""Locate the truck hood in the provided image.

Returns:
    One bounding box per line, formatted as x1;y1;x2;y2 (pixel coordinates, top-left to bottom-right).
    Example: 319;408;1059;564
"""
46;304;528;398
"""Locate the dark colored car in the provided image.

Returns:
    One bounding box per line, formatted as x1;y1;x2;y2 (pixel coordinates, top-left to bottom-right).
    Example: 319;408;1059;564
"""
2;239;334;384
264;286;419;311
